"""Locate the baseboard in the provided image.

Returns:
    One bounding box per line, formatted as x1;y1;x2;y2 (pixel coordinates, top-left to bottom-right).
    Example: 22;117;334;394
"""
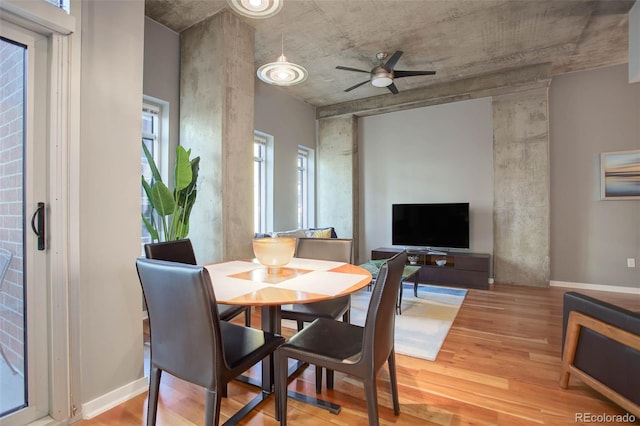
550;280;640;295
82;376;148;419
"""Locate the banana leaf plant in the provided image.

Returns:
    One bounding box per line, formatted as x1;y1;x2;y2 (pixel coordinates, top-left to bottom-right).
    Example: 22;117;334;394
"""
141;143;200;242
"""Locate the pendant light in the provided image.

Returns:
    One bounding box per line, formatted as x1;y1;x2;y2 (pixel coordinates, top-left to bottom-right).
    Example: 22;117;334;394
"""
257;32;308;86
226;0;282;19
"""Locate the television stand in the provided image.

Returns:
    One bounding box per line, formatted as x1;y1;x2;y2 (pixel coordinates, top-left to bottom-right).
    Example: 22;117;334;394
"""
371;247;490;290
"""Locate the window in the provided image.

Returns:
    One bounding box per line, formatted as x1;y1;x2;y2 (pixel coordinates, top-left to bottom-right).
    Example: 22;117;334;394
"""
141;104;160;247
253;131;274;234
43;0;70;13
297;146;315;229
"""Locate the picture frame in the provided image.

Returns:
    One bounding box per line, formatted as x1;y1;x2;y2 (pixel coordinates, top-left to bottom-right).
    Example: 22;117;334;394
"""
600;149;640;200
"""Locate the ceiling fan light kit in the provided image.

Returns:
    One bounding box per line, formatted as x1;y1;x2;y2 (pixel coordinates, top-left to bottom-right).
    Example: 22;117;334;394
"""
371;67;393;87
337;50;436;94
226;0;283;18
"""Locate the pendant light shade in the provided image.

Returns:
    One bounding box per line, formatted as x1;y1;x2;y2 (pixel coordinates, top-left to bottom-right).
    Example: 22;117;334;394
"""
226;0;283;19
257;54;308;86
257;34;308;86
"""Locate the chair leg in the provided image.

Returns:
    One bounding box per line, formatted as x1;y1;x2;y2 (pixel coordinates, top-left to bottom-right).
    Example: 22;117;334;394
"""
146;366;162;426
343;310;350;324
363;376;380;426
326;369;334;390
296;320;304;331
244;307;251;327
274;350;288;425
315;365;323;394
204;388;222;426
388;350;400;415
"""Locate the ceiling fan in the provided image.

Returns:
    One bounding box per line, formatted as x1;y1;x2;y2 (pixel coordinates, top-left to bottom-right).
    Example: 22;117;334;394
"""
336;51;436;94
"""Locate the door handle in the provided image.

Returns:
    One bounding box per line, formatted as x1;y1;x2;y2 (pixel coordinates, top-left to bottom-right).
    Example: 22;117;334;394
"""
30;202;45;251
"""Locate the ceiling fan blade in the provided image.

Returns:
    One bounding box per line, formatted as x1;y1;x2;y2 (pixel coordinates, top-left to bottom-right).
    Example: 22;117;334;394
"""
344;80;370;92
394;70;437;78
387;82;399;95
384;50;403;70
336;66;370;73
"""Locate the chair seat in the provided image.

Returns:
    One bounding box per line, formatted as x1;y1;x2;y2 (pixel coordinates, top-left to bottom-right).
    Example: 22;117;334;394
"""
220;321;282;370
218;304;250;323
281;295;350;324
280;318;364;365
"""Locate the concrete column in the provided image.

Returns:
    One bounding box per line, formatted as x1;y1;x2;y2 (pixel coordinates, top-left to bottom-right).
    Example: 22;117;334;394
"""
180;11;255;263
492;83;551;286
317;115;359;261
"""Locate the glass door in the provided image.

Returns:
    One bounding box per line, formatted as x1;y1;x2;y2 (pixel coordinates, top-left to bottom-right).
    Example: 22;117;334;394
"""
0;21;51;425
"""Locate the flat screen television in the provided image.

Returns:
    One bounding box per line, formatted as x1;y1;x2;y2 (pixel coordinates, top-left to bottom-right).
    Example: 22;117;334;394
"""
392;203;469;249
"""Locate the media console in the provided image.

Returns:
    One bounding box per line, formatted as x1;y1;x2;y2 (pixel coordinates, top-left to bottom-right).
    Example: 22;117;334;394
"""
371;247;491;290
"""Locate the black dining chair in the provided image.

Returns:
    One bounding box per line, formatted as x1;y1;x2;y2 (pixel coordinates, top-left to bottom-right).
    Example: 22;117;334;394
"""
144;239;252;327
280;237;353;392
136;258;285;426
275;250;407;426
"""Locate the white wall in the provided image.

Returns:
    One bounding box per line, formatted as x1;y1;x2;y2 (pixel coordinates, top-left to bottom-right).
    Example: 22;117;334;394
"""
358;97;494;263
254;81;316;232
79;0;146;406
550;64;640;288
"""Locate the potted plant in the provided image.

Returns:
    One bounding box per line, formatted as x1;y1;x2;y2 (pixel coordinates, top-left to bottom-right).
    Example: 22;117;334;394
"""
141;143;200;242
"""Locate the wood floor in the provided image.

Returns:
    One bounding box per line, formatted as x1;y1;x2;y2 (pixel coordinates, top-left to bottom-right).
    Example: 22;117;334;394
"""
78;284;640;425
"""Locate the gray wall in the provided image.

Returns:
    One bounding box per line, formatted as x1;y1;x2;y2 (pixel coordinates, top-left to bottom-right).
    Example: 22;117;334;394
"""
358;97;495;265
143;17;181;164
550;64;640;288
79;0;145;405
254;81;316;232
358;65;638;290
141;24;638;290
142;19;317;242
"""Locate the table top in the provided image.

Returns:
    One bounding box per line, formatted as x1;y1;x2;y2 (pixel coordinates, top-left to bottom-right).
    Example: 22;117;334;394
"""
205;258;372;306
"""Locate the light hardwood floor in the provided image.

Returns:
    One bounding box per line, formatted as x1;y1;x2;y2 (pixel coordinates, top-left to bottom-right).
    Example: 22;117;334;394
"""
78;284;640;425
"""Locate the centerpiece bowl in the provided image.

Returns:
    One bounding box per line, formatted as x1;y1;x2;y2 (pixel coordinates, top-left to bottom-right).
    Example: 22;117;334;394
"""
252;237;296;275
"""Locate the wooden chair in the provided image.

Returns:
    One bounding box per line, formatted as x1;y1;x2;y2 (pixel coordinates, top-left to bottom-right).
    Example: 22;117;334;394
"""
560;292;640;417
144;239;251;326
136;258;285;425
275;251;407;426
280;237;353;392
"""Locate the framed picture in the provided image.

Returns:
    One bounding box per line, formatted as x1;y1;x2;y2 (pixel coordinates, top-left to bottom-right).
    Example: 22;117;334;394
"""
600;149;640;200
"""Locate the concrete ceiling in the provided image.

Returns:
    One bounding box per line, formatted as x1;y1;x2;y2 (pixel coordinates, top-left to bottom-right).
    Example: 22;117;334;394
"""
145;0;634;107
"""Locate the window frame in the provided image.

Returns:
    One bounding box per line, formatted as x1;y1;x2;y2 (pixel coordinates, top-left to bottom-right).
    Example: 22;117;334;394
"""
253;131;274;234
140;99;169;247
297;145;315;229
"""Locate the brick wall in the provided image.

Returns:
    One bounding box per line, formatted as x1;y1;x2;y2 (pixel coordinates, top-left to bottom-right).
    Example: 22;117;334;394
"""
0;39;26;374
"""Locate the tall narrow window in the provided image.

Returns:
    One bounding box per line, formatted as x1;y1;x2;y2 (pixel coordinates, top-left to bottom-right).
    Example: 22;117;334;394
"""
254;135;267;233
297;146;315;229
254;131;274;234
141;103;160;247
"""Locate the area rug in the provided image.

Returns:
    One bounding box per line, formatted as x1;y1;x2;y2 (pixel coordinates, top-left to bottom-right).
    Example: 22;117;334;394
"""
349;283;467;361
